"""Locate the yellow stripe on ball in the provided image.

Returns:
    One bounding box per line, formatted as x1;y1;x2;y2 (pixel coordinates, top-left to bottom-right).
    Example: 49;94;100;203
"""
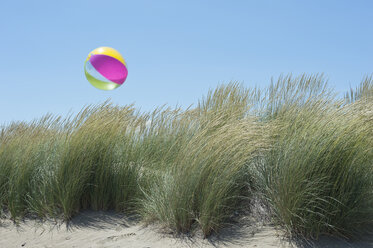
89;47;127;66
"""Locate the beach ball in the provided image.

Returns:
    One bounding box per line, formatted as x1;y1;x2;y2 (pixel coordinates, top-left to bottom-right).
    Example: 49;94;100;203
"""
84;47;128;90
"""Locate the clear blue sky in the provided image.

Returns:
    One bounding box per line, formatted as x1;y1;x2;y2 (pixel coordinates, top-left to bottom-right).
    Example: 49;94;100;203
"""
1;0;372;125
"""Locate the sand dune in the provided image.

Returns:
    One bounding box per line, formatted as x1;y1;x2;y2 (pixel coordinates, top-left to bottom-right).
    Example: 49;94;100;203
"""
1;211;372;248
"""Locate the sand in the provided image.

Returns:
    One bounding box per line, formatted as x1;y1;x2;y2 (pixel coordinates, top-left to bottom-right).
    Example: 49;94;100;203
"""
1;211;372;248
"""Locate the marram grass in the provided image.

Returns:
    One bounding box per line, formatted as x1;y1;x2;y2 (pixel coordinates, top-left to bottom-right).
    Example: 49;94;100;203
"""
0;74;372;240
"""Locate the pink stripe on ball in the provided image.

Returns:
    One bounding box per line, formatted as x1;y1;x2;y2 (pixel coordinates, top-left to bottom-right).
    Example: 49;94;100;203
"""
89;54;128;85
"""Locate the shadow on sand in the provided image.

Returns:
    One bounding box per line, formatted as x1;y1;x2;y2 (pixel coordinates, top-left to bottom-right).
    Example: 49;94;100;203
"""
65;210;140;231
293;235;373;248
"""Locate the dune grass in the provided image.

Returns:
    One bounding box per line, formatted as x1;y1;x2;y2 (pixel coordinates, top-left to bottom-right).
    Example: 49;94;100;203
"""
0;74;372;240
254;74;373;239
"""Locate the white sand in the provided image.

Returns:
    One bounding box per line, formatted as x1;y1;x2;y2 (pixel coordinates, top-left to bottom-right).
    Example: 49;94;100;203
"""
1;211;372;248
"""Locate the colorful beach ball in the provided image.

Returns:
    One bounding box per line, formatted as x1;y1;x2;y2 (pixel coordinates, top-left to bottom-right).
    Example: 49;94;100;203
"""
84;47;128;90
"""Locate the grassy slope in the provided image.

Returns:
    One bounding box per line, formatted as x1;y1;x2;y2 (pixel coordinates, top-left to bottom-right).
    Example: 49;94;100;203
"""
0;74;372;239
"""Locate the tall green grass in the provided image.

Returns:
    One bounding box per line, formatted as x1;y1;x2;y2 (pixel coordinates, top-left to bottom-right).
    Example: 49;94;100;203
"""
254;75;373;239
139;83;269;236
0;74;372;240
